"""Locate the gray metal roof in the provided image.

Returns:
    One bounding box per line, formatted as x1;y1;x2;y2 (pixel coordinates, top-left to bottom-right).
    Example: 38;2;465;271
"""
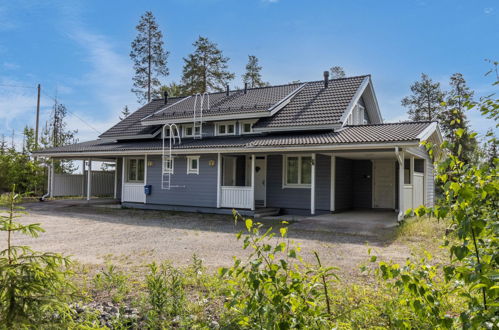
99;97;183;139
141;82;303;123
38;121;434;155
254;76;367;129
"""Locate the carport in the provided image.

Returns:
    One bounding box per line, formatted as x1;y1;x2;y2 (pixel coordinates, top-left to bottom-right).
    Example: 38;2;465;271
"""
331;147;430;221
45;157;118;201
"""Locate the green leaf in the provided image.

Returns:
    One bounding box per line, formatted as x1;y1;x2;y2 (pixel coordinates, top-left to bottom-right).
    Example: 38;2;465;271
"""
245;219;253;231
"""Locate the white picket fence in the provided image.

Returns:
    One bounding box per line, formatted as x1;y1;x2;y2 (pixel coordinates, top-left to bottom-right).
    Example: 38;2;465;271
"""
52;171;114;197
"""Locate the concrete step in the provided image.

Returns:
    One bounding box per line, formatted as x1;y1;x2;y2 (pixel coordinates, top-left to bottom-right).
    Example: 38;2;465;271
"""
254;208;280;217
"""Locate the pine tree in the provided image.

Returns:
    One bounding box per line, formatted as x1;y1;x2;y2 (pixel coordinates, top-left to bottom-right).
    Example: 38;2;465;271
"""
22;126;36;155
401;73;445;121
130;11;169;104
181;36;234;94
119;105;131;120
242;55;267;88
330;66;346;79
0;134;6;155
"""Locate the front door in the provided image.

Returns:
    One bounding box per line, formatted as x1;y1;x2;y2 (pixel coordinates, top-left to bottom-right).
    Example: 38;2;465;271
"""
254;157;266;207
373;160;395;209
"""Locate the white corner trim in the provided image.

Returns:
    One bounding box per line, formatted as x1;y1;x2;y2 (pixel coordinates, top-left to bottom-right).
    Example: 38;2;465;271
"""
330;155;336;212
416;122;443;145
310;153;316;215
340;76;370;125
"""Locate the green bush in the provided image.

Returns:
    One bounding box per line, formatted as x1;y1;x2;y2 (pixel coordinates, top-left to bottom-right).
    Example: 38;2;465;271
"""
219;212;338;329
0;186;75;328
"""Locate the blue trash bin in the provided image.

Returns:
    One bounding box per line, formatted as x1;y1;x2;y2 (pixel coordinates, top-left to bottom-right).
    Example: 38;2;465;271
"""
144;184;152;195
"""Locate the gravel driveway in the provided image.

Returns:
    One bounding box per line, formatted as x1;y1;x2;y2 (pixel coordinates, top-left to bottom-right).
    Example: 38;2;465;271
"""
4;200;411;280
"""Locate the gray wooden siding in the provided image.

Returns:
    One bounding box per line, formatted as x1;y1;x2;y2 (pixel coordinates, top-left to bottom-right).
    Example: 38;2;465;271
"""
406;146;435;207
352;160;372;208
266;154;311;211
146;154;218;207
335;157;353;210
116;157;122;200
315;154;331;211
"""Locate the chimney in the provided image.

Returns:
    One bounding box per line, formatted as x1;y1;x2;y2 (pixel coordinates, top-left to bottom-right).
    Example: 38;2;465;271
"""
226;85;230;96
244;82;248;94
163;91;168;105
323;71;329;88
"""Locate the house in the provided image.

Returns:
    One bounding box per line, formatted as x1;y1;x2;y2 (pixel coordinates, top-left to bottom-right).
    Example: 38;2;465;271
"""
35;73;443;220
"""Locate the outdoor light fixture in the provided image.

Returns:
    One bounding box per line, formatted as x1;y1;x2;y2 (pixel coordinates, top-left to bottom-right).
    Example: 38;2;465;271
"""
209;160;216;167
147;160;154;167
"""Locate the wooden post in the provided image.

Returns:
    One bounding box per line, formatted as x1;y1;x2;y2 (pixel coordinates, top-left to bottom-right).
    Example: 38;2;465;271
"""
330;155;336;212
114;158;118;199
251;154;255;211
49;159;54;198
311;153;316;215
82;160;86;198
396;149;404;221
87;159;92;201
35;84;41;152
143;155;148;204
217;153;221;208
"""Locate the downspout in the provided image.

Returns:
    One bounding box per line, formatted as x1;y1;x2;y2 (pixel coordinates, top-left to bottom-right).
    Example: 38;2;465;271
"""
40;160;52;201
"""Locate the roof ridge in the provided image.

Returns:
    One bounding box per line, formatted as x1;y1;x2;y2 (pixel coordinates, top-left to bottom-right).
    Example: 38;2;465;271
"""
344;120;435;128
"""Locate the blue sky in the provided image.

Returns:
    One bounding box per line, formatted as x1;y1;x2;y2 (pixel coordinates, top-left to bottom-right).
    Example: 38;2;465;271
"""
0;0;498;146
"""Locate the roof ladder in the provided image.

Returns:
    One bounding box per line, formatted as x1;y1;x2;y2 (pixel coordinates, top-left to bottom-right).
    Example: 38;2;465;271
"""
161;124;184;190
193;92;209;139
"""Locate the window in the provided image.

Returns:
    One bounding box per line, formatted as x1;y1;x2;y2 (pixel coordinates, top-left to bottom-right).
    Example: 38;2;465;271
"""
162;156;174;174
187;156;200;174
216;122;236;136
346;104;367;125
283;155;312;187
404;159;411;184
183;124;200;137
126;158;145;182
414;159;424;173
240;121;254;134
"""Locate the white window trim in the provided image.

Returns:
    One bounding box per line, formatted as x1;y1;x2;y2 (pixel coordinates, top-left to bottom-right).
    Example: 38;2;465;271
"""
162;156;175;174
182;124;198;138
239;120;256;135
125;157;145;183
186;155;200;175
215;121;236;136
282;154;312;188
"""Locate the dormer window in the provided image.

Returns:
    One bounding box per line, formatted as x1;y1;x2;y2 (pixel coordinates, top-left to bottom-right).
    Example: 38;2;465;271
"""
346;104;367;125
239;120;256;134
183;124;200;138
216;122;236;136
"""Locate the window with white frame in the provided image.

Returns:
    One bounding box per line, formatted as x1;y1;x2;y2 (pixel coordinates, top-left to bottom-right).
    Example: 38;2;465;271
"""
162;156;174;174
283;155;312;187
346;104;367;125
216;122;236;136
240;121;254;134
183;124;200;137
187;156;200;174
126;158;145;182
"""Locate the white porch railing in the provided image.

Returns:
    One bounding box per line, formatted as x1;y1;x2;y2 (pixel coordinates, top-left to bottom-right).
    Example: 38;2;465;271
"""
220;186;253;209
123;183;145;203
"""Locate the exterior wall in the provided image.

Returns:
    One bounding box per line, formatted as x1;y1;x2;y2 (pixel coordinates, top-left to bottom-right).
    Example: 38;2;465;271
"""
146;154;218;207
335;157;353;210
116;157;122;200
352;160;372;208
266;154;311;212
315;154;331;211
406;146;435;207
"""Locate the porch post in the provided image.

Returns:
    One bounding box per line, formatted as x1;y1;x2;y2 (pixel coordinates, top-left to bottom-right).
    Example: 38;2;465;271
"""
82;160;85;198
311;153;316;215
251;154;255;211
330;155;336;212
216;153;221;208
113;158;118;199
396;148;404;221
87;159;92;201
144;155;148;204
410;156;415;210
49;159;54;198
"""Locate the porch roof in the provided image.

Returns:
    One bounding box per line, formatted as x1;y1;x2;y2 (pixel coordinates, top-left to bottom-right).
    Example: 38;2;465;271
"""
35;121;436;156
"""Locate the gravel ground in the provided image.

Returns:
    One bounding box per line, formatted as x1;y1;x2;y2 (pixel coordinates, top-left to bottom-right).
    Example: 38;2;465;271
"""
3;200;412;280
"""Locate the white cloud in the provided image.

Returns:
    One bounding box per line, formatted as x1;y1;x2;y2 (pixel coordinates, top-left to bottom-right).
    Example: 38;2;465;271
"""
3;62;20;70
484;7;494;15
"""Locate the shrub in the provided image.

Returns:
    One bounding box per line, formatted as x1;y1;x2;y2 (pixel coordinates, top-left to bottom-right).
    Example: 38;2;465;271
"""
219;212;338;329
0;186;75;328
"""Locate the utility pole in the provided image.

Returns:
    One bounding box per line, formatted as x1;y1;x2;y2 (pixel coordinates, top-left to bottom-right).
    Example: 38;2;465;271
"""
35;83;41;150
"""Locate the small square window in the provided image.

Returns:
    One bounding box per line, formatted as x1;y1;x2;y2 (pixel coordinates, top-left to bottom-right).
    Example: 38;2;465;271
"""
219;125;226;134
163;157;174;174
240;122;254;134
187;156;200;174
216;122;236;136
228;124;234;134
283;155;312;188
